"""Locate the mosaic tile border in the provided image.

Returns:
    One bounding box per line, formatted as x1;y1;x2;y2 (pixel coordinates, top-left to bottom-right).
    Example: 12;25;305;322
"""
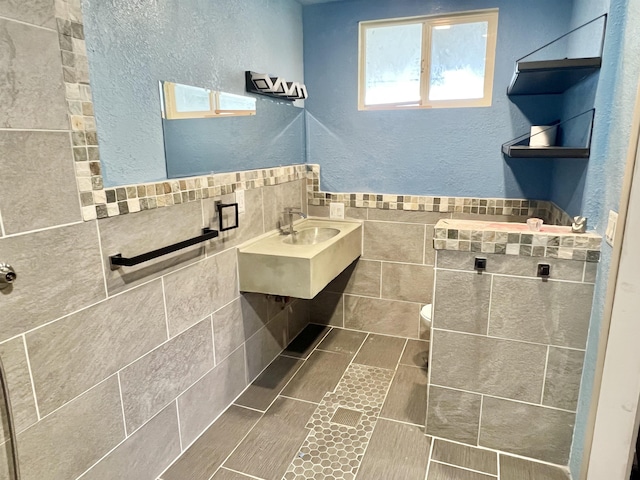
434;221;602;262
59;2;575;227
305;165;573;227
84;165;309;220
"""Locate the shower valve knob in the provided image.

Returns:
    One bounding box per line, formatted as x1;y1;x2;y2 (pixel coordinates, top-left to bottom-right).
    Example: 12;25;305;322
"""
0;263;17;289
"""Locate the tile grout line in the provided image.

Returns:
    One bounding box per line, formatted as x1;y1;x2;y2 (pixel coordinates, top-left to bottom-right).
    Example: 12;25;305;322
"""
378;416;425;428
219;467;266;480
159;354;279;480
94;219;109;298
278;394;320;406
1;219;84;239
497;452;501;480
232;404;265;414
429;460;498;477
486;274;494;334
116;372;128;437
379;261;383;298
70;129;86;228
427;433;569;472
203;406;270;480
582;261;587;283
540;346;551;404
477;395;484;446
0;127;69;132
308;322;425;342
432;326;587;352
160;278;170;341
0;206;6;237
0;14;58;32
429;383;577;414
342;291;346;328
343;292;424;306
261;188;265;234
425;254;438;436
237;328;314;416
424;433;436;480
74;381;183;480
169;292;239;342
175;399;183;452
211;315;217;366
22;335;41;421
423;224;428;264
435;266;597;285
0;273;168;348
41;316;222;432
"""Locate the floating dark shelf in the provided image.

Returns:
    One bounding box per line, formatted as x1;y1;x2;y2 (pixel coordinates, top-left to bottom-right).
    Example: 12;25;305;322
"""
507;57;602;96
502;145;590;159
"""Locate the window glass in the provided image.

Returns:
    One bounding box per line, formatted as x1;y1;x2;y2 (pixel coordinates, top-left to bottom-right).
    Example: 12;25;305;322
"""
359;10;498;110
429;21;488;101
174;84;211;113
364;23;423;106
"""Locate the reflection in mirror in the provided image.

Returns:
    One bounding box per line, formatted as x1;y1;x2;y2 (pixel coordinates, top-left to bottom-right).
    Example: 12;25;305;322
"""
160;81;256;120
160;81;305;179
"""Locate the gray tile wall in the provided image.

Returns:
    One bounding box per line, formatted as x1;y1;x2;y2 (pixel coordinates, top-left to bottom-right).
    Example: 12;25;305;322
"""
306;207;529;339
0;177;309;480
0;13;309;474
307;207;445;339
426;250;596;466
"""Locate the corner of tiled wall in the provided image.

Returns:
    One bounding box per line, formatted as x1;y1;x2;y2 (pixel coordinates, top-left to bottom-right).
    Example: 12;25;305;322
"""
426;249;596;466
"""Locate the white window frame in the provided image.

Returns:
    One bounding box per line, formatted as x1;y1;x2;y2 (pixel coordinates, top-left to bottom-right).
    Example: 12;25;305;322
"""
358;9;499;111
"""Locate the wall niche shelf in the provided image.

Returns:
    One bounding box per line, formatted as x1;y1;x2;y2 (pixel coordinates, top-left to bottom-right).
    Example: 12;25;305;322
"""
503;14;606;159
508;57;602;96
507;14;607;96
502;109;595;159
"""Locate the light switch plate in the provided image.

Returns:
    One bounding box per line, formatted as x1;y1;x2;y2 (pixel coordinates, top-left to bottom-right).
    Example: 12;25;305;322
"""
330;202;345;219
606;210;618;247
235;190;245;214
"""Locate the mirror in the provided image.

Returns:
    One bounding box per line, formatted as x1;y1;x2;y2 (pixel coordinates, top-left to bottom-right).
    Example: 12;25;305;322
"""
160;81;305;179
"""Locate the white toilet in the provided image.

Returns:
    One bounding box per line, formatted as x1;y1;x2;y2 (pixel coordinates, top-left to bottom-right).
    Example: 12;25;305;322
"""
420;304;432;331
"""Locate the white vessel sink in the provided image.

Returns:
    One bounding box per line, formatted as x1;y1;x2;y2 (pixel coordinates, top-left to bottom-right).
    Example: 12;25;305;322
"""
237;218;362;299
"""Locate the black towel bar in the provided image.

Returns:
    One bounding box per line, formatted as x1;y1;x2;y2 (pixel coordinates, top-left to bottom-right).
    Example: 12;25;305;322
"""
109;227;219;269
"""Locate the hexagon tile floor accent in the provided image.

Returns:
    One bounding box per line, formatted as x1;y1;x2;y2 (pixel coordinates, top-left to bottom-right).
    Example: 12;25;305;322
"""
283;363;395;480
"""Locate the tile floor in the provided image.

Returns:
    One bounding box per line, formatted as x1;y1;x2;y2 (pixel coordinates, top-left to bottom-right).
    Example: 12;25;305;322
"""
158;324;571;480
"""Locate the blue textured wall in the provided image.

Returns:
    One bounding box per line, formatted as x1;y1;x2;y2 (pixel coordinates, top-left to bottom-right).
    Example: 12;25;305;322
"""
566;0;640;477
302;0;574;198
83;0;304;187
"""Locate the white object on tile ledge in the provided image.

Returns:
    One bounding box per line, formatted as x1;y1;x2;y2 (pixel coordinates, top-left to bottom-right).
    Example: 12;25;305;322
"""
530;125;557;147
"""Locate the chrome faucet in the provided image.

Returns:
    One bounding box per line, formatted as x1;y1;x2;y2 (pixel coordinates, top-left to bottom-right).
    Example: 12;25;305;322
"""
281;207;307;235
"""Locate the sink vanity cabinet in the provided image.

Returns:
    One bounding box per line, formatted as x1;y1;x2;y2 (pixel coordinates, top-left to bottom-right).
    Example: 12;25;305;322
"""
237;218;363;299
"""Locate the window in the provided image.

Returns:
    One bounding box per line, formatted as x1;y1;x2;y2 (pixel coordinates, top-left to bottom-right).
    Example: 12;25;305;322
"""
358;9;498;110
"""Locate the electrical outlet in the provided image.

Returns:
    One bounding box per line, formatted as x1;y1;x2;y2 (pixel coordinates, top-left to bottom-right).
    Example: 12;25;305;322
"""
606;210;618;247
330;202;345;219
235;190;245;214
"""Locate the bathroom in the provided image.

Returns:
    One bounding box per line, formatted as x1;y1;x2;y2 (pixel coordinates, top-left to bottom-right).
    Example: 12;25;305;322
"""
1;0;640;479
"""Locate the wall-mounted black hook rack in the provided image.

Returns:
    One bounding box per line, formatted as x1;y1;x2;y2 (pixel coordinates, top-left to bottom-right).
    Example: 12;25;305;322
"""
109;228;219;269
